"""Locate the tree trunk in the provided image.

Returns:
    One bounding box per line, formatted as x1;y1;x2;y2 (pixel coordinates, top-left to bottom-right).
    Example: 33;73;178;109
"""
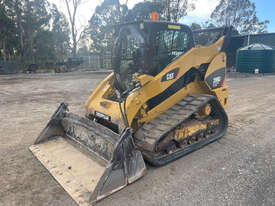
30;38;35;63
175;0;180;22
100;49;104;69
2;39;7;61
15;0;24;60
64;0;79;57
167;0;171;21
72;26;77;57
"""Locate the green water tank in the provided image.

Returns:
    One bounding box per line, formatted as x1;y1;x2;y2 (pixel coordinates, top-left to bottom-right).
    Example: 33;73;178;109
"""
236;44;275;73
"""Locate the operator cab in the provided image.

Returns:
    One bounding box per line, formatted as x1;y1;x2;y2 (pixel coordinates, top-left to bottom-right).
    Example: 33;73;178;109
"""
112;21;195;92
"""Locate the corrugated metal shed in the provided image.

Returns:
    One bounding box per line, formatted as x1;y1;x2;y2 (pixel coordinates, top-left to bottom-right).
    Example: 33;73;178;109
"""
227;33;275;68
236;44;275;73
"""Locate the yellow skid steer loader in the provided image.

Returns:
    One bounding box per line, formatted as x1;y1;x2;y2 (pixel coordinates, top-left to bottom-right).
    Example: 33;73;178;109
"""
30;21;231;205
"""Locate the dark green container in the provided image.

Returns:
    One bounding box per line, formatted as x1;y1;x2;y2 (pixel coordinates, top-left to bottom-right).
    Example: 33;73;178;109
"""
236;44;275;73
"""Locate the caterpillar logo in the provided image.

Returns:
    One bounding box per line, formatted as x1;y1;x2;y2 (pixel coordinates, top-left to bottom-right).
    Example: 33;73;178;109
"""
161;68;179;82
167;72;175;80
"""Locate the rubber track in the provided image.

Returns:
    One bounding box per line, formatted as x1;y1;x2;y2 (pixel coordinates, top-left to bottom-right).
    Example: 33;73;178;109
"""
135;94;228;166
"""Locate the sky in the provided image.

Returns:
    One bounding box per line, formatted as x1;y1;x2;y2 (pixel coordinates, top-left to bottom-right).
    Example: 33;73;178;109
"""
50;0;139;29
253;0;275;32
50;0;275;33
181;0;219;25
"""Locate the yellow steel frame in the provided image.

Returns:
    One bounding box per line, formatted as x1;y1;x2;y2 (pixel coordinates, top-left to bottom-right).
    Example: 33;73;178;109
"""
85;36;228;130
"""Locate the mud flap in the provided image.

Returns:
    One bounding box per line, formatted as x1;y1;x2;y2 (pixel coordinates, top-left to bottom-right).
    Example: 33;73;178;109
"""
29;103;146;205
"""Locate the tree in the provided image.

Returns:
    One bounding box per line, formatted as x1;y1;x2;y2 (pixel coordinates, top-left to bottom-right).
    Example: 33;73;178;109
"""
0;3;18;60
211;0;269;34
87;0;196;68
32;4;71;63
191;22;219;46
77;45;89;56
190;22;201;31
155;0;196;22
22;0;51;63
51;4;71;61
0;0;71;67
127;1;164;21
62;0;86;57
88;0;127;67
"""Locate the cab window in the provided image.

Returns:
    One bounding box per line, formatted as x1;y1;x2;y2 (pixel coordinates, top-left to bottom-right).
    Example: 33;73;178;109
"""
152;30;190;75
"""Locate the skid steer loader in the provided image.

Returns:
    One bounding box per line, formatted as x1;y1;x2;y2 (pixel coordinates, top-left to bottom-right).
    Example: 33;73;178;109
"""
30;20;230;205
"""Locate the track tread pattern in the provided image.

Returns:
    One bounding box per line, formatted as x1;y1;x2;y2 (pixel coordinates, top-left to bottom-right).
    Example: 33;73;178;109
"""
135;95;210;150
134;94;228;166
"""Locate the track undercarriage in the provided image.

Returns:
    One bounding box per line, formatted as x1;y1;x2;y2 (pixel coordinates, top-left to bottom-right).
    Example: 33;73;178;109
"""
135;94;228;166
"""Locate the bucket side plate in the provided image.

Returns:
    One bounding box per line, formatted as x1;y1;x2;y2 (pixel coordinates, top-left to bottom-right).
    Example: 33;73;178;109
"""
30;103;147;205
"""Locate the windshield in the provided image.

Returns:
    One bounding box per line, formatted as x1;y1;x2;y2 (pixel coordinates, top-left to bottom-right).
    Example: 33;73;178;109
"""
113;24;146;91
114;26;145;72
112;23;193;92
151;29;190;75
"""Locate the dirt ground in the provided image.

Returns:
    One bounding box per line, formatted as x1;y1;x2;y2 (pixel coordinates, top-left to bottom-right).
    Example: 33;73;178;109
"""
0;72;274;206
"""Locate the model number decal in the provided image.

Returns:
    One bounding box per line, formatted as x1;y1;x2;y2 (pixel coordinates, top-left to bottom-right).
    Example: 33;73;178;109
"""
205;67;226;89
213;76;222;87
161;68;179;82
95;111;111;121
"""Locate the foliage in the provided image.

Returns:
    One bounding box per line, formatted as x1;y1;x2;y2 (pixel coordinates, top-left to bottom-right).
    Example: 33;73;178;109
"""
51;4;71;61
0;0;71;67
190;22;220;46
0;3;18;60
88;0;127;61
211;0;269;34
127;1;164;21
21;0;51;62
87;0;196;68
62;0;85;57
154;0;196;22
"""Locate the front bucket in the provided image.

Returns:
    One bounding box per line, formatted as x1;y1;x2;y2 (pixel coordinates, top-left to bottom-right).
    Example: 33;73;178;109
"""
29;103;146;205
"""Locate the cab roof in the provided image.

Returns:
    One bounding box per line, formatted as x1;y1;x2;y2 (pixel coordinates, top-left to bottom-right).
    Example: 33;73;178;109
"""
114;20;192;33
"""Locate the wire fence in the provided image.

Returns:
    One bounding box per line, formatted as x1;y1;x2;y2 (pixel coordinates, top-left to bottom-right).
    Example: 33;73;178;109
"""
80;54;112;70
1;33;275;74
0;61;20;74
